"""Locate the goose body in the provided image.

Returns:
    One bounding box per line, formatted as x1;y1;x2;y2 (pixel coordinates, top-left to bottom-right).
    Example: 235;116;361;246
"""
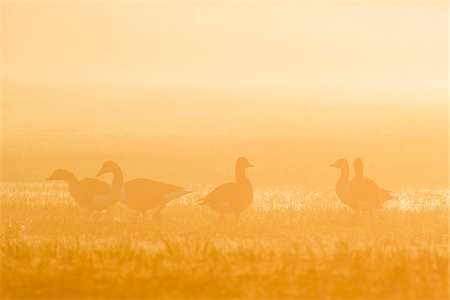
348;158;394;210
329;159;354;208
199;157;253;217
47;169;117;212
330;158;376;211
379;188;395;202
97;161;189;215
347;177;382;210
119;178;189;211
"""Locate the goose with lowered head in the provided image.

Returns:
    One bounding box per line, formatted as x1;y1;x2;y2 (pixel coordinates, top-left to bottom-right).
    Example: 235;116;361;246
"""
96;161;190;218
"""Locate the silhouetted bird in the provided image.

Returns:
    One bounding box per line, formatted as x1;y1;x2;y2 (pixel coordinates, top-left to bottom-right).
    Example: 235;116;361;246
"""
198;157;254;219
329;159;353;208
348;158;395;210
47;169;117;219
96;161;190;219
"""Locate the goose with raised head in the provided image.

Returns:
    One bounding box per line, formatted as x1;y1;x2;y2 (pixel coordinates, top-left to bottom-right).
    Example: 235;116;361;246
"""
354;158;395;204
46;169;117;218
198;157;254;219
329;159;353;207
348;158;394;210
96;161;190;218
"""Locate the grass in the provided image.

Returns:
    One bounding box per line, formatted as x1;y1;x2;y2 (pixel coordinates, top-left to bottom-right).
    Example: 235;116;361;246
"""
1;183;448;299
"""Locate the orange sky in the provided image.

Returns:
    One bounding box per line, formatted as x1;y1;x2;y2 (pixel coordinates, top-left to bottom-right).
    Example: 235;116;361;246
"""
2;2;447;98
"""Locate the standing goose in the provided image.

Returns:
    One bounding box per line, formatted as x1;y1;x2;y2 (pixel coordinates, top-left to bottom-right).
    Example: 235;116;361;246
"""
329;159;353;208
348;158;394;210
354;158;395;203
96;161;190;218
198;157;254;219
46;169;117;218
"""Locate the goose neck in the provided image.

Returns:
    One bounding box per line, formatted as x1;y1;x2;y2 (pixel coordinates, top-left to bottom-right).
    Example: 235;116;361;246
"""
63;171;78;186
235;167;249;184
111;166;124;195
354;167;364;179
339;167;350;182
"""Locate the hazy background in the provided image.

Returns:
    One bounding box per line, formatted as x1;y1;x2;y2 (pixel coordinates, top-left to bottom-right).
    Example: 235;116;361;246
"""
1;1;448;188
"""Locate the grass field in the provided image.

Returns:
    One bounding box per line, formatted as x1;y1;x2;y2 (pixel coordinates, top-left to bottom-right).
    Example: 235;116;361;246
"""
1;183;448;299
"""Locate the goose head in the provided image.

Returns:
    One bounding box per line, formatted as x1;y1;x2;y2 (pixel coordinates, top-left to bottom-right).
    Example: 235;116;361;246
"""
353;157;364;177
329;159;349;169
96;161;120;177
47;169;76;182
236;157;254;169
353;157;363;170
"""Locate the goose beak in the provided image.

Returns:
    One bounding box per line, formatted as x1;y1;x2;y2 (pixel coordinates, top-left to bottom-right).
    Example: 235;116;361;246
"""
248;163;254;168
329;163;336;168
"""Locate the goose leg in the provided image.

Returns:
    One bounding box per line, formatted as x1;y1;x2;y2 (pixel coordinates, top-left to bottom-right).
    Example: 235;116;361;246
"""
93;211;101;222
351;208;360;219
235;212;240;222
141;211;148;223
81;211;94;233
153;205;165;221
84;211;93;223
217;213;224;223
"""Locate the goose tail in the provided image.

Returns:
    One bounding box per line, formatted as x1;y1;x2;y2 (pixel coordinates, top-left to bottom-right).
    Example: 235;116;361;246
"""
380;189;396;202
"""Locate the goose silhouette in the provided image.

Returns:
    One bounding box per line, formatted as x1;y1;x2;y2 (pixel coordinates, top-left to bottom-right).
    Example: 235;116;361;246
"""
96;161;190;218
46;169;117;218
354;158;395;204
198;157;254;219
329;159;353;208
348;158;395;210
